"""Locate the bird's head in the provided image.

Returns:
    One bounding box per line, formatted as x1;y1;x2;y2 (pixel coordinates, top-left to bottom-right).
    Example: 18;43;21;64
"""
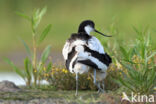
78;20;112;37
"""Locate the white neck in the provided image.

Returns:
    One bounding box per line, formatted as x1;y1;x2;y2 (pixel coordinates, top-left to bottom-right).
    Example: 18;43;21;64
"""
84;25;94;35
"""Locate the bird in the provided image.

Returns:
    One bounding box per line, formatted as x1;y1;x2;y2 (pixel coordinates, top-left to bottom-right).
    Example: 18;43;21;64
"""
62;20;112;95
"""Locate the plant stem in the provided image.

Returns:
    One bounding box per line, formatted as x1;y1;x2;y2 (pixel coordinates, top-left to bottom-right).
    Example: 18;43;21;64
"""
32;32;37;86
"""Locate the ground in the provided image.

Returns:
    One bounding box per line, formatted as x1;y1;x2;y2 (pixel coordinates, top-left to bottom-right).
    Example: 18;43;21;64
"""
0;86;121;104
0;81;155;104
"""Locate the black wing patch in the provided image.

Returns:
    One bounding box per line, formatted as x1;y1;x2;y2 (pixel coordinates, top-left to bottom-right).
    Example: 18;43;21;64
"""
66;46;76;70
83;45;112;66
77;59;101;70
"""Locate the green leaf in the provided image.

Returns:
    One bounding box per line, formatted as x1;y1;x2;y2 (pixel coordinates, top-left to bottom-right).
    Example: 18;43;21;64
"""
121;62;143;85
19;38;32;57
16;11;31;21
38;62;43;73
46;62;52;73
146;68;156;93
32;9;40;29
145;34;151;47
147;51;156;62
119;46;128;60
32;7;47;30
5;58;25;79
39;7;47;19
41;45;51;63
38;24;52;44
24;58;32;80
118;76;135;92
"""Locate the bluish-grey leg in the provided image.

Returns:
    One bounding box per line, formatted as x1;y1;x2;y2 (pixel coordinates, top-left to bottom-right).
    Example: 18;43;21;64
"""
75;73;78;96
102;80;105;90
97;82;104;93
93;69;96;85
102;80;105;93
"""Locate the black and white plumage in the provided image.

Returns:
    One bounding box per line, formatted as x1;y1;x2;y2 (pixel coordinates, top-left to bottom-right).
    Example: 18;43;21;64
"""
62;20;112;95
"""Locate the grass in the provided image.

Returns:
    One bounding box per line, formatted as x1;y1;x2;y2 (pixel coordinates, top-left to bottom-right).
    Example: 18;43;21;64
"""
0;90;97;101
98;26;156;95
116;32;156;94
0;87;120;103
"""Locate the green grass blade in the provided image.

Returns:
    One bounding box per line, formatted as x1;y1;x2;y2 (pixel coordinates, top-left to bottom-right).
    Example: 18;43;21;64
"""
118;76;135;92
46;62;52;73
147;68;156;88
41;45;51;63
19;38;32;57
24;58;32;80
119;46;129;60
38;24;52;44
5;58;25;79
147;51;156;62
39;7;47;19
32;7;47;30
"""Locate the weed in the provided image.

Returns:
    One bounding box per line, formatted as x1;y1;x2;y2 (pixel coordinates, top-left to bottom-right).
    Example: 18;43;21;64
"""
46;67;97;90
5;7;52;87
115;28;156;94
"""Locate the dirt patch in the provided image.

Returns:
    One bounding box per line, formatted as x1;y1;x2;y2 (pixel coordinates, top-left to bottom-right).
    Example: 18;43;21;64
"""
0;80;21;92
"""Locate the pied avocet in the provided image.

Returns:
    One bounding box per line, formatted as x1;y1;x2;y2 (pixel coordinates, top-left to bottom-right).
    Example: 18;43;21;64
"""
62;20;112;95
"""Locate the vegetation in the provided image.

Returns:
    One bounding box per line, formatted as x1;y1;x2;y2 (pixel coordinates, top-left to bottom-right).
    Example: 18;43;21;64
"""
45;67;97;90
101;27;156;94
42;65;120;91
5;7;52;87
0;89;120;104
116;28;156;94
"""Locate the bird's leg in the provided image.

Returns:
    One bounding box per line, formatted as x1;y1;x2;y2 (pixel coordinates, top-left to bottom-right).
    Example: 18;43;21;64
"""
75;72;78;96
97;82;101;93
96;82;104;93
102;80;105;90
102;80;105;93
93;69;96;85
